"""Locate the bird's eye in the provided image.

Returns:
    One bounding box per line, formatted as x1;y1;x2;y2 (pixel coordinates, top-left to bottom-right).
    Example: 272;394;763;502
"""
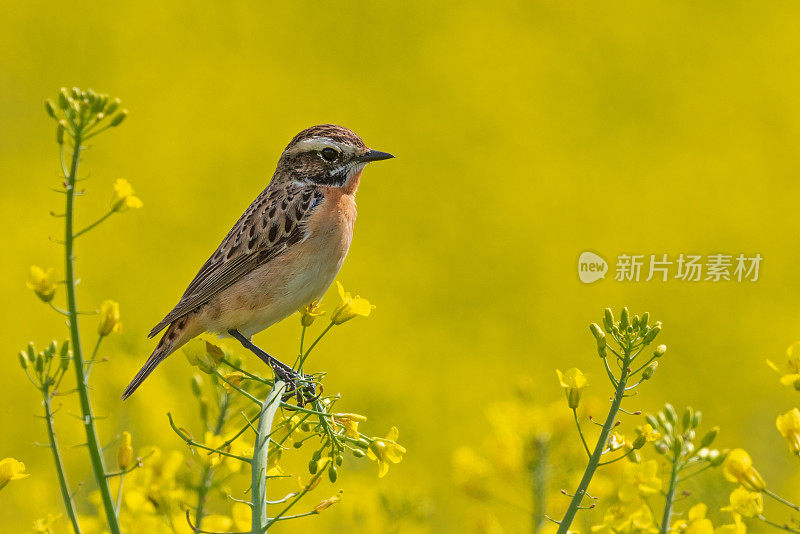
321;147;339;162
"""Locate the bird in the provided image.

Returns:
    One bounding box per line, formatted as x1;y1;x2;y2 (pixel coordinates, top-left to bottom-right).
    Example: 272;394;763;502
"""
121;124;393;400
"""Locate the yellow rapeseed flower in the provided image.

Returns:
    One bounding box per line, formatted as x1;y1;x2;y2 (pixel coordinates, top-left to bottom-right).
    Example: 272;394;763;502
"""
723;486;763;518
97;299;122;336
117;431;133;470
183;337;225;373
776;408;800;455
632;424;662;449
111;178;143;212
32;513;61;534
222;371;246;392
0;457;29;490
609;432;626;451
556;368;587;409
314;491;343;513
591;500;654;534
299;300;324;327
714;513;746;534
767;342;800;389
330;281;375;325
452;447;492;499
367;426;406;478
618;460;662;502
672;503;714;534
333;412;367;439
722;449;766;491
27;265;56;303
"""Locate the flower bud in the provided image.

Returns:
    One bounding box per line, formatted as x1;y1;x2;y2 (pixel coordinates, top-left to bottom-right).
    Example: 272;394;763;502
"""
110;110;128;127
653;344;667;358
45;100;57;119
664;404;678;425
106;98;121;115
682;407;694;430
642;361;658;380
700;426;719;448
632;315;640;329
644;324;661;344
639;312;649;330
308;459;318;474
352;449;366;458
692;410;703;428
327;463;338;483
620;307;630;329
632;434;647;449
18;351;28;370
711;449;729;467
645;414;659;429
117;431;133;470
589;323;604;341
58;88;70;110
335;455;343;466
603;308;614;331
191;375;203;397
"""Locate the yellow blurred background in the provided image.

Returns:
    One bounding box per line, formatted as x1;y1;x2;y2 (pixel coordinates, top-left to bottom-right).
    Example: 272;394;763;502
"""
3;0;800;532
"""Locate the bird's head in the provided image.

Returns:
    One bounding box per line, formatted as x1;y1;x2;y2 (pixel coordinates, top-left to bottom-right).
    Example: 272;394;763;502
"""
276;124;393;189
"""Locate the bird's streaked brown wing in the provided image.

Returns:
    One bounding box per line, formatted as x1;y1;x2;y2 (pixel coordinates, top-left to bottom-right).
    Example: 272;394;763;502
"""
148;184;322;338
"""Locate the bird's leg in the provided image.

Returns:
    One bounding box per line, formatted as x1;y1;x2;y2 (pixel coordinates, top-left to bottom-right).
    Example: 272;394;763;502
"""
227;329;316;403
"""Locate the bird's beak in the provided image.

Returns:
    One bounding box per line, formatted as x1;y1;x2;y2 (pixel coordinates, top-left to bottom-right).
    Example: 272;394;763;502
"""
358;149;395;163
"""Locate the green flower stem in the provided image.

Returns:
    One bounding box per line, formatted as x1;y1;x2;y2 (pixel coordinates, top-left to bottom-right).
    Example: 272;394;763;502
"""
196;391;231;529
759;515;800;534
572;409;591;458
73;209;115;238
530;435;549;534
556;354;632;534
764;490;800;512
43;392;82;534
252;381;287;533
660;454;681;534
297;322;334;372
64;129;122;534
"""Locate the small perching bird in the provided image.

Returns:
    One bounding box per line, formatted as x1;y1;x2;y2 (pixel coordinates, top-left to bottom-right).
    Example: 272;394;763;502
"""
122;125;393;400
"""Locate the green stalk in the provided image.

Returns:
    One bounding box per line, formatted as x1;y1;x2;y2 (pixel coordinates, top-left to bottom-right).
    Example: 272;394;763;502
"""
43;392;82;534
556;354;632;534
64;130;122;534
660;454;681;534
252;381;286;533
530;435;549;534
195;391;230;529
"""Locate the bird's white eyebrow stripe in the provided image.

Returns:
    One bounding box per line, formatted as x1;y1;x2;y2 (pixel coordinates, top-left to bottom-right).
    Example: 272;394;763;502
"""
286;137;350;155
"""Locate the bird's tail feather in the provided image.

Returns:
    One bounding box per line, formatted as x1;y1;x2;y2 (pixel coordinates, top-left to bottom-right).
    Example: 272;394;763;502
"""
122;314;197;400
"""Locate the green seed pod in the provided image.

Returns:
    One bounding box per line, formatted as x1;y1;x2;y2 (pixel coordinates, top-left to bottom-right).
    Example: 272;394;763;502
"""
18;350;28;370
110;110;128;127
327;464;338;483
603;308;614;331
352;449;366;458
682;407;694;430
664;404;678;425
308;459;318;474
639;312;649;330
620;308;630;329
642;361;658;380
692;410;703;428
